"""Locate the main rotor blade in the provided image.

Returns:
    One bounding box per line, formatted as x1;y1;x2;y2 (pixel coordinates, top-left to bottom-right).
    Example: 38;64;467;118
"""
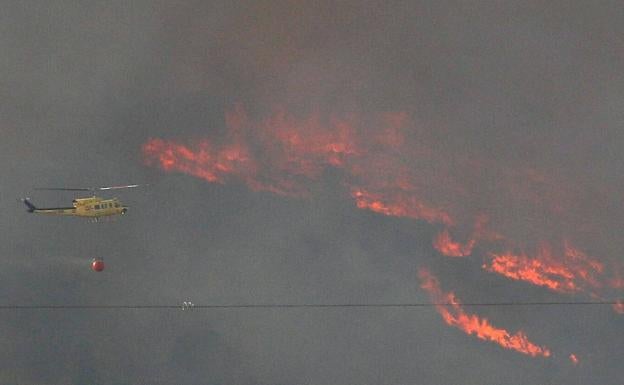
35;184;142;192
97;184;141;191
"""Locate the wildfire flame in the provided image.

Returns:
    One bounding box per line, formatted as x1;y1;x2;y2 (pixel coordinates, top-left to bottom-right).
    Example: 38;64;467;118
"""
418;269;551;357
432;214;501;257
142;104;624;355
483;242;604;294
432;228;476;257
143;106;460;226
350;188;454;226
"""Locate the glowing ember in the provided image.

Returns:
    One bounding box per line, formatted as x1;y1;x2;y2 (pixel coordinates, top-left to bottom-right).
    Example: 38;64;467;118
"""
569;353;579;365
418;269;551;358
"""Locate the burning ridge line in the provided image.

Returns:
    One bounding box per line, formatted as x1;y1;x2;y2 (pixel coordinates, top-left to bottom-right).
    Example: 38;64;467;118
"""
418;268;551;358
142;104;623;328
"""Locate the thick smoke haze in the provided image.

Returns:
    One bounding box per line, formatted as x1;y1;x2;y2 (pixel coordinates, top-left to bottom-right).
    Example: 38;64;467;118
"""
2;1;623;384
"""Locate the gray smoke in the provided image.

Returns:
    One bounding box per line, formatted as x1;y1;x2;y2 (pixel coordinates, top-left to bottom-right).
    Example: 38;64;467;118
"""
1;1;623;384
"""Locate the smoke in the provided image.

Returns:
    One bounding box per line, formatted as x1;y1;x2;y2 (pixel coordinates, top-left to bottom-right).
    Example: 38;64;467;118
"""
4;1;624;384
141;100;623;366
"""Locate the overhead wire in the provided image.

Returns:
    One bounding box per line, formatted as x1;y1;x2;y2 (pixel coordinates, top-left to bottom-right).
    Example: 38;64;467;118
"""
0;301;620;309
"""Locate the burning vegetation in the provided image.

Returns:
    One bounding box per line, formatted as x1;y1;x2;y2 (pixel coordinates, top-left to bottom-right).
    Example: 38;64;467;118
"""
143;105;623;359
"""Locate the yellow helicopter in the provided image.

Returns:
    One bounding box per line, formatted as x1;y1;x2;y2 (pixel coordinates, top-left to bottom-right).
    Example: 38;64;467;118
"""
22;184;140;221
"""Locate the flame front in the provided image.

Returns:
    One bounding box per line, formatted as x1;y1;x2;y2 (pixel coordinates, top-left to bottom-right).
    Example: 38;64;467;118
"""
351;188;454;226
418;269;551;357
143;106;461;227
143;106;623;298
142;104;623;356
483;242;604;294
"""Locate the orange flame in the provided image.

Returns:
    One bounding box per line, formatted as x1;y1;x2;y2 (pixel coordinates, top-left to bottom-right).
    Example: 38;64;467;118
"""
143;106;458;228
143;103;624;361
418;269;551;357
351;188;454;226
143;105;621;306
483;242;603;293
143;137;310;197
432;215;500;257
432;228;476;257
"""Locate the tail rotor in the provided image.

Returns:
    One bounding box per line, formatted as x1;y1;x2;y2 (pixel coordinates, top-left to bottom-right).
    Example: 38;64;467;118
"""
22;198;37;213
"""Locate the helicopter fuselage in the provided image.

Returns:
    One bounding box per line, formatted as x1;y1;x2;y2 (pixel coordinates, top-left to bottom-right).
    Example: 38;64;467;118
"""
23;196;128;218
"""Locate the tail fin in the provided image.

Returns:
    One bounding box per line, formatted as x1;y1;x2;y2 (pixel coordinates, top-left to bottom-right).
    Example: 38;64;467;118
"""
22;198;37;213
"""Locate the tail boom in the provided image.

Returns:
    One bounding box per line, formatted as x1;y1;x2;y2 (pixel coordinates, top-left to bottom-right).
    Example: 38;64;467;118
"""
22;199;76;215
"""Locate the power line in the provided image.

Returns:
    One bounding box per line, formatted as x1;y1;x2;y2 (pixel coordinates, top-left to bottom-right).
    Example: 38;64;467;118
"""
0;301;620;310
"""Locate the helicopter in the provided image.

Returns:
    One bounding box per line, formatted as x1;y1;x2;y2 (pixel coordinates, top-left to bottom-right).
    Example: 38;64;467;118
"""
22;184;140;221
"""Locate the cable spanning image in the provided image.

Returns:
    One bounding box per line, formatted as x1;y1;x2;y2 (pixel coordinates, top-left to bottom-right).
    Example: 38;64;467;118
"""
0;301;619;309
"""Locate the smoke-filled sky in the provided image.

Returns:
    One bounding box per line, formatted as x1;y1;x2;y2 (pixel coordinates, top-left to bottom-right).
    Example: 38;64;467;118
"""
2;1;624;384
